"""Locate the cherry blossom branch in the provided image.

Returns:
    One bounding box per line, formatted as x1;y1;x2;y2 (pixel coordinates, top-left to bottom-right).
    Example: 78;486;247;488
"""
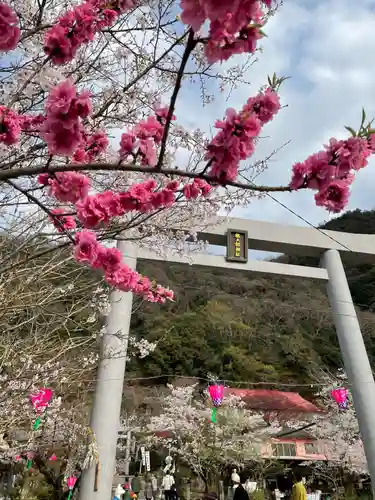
20;24;52;42
0;162;292;192
102;19;178;34
6;180;75;243
156;28;197;169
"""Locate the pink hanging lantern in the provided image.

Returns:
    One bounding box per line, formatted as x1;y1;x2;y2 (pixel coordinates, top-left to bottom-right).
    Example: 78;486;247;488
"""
67;476;77;500
30;388;53;413
26;451;35;470
26;387;53;470
331;387;349;410
29;387;53;431
208;382;224;423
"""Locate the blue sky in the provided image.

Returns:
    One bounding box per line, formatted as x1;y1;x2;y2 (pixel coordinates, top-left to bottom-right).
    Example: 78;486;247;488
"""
175;0;375;231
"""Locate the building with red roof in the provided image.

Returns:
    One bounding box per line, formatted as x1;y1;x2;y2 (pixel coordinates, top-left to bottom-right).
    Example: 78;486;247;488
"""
224;388;322;414
223;388;327;461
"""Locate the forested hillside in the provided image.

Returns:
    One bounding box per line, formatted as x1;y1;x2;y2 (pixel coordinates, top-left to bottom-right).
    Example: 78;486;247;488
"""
128;209;375;391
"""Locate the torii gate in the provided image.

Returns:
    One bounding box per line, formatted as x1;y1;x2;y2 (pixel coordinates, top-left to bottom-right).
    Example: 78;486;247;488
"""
79;218;375;500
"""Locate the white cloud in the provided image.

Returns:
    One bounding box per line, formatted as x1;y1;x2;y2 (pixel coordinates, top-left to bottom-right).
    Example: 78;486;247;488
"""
178;0;375;228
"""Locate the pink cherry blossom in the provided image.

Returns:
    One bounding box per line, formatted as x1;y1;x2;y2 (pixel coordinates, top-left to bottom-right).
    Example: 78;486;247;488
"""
205;103;264;183
185;178;212;197
289;133;371;212
49;208;77;233
41;80;92;156
105;264;140;292
0;2;20;52
39;171;90;203
45;79;77;115
204;88;280;182
166;180;180;191
19;114;46;133
245;87;281;125
75;179;187;227
325;136;371;175
153;103;176;123
129;180;156;202
0;106;21;145
194;178;212;196
76;191;119;228
180;0;206;31
119;131;137;159
72;230;174;302
205;25;263;64
74;90;93;118
118;104;175;166
314;178;352;213
135;116;164;143
179;0;271;63
368;133;375;152
138;138;158;167
94;246;122;272
43;121;85;156
72;130;109;163
44;0;136;65
74;230;100;265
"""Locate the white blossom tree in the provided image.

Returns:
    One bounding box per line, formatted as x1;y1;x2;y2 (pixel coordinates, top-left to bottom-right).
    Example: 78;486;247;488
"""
146;384;281;488
282;371;367;489
312;372;367;476
0;247;158;499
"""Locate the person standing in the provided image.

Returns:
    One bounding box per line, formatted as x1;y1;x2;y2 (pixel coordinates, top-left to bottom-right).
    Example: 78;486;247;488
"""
291;473;307;500
162;472;175;500
233;474;249;500
132;473;141;498
123;478;132;500
170;484;179;500
145;476;154;500
114;484;125;500
151;474;158;500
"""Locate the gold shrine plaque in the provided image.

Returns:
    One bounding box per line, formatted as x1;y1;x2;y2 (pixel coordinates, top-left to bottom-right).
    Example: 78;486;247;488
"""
226;229;248;263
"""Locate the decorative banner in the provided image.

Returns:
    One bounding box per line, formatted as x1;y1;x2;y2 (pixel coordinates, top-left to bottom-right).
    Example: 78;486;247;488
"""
208;382;225;423
67;476;77;500
145;450;151;472
331;387;349;410
141;446;146;466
